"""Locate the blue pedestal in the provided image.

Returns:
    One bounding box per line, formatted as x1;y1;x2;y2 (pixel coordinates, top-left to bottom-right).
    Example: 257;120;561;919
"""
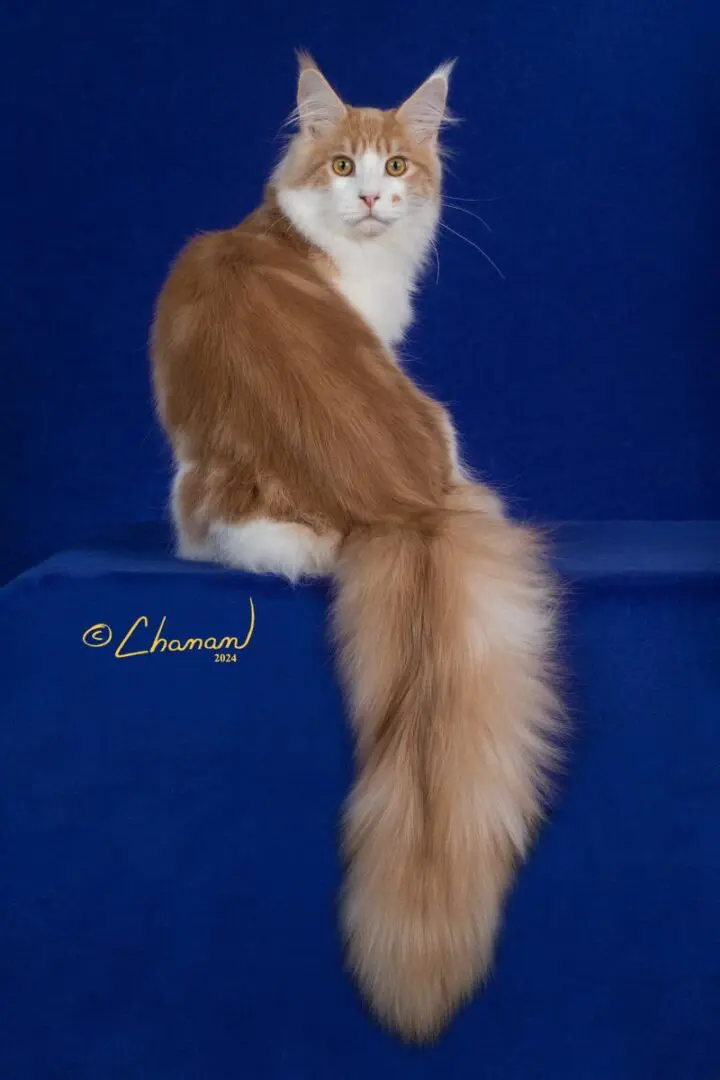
1;523;718;1079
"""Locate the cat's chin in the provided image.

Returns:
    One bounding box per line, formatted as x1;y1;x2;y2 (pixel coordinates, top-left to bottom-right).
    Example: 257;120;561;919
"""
351;217;391;238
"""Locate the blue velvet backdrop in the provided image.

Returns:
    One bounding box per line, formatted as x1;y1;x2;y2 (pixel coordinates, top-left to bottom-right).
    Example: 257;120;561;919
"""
2;0;718;583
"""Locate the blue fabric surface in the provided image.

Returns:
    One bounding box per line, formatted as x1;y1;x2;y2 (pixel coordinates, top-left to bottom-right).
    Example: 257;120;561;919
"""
1;523;718;1079
2;0;719;583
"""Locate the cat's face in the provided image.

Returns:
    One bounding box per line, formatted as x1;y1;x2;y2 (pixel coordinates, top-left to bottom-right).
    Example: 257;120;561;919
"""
274;58;451;246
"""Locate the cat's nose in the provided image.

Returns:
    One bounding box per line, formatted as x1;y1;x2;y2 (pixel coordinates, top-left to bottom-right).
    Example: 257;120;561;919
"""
359;194;380;210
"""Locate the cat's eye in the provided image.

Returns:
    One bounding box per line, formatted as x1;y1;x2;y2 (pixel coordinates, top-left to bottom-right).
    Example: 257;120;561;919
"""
385;156;408;177
332;157;354;177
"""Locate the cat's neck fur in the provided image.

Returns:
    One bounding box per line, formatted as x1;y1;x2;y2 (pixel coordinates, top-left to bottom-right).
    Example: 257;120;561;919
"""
275;187;438;347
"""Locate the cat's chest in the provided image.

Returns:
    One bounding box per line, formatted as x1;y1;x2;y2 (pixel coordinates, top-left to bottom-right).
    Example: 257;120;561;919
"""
330;246;413;347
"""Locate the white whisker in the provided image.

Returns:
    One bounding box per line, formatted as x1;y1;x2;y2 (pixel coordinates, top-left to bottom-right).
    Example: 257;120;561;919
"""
263;214;292;239
429;240;441;284
443;201;492;232
445;194;504;203
439;222;505;280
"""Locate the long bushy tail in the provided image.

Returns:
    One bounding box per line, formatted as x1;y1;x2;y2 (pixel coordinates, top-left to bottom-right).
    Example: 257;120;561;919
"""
331;482;560;1042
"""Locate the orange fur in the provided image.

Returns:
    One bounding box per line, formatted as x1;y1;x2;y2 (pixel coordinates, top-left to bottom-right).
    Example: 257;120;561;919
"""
150;57;560;1041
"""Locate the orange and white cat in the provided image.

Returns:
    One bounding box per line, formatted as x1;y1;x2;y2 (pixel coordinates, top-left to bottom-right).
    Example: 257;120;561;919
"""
151;54;560;1042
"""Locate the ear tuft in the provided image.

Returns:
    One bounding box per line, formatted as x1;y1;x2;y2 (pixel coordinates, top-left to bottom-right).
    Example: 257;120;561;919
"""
397;60;456;144
295;49;318;74
294;52;346;139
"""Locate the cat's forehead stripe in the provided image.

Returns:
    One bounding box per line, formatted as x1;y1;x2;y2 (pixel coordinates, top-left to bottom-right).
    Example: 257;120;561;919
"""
346;143;391;160
339;107;407;147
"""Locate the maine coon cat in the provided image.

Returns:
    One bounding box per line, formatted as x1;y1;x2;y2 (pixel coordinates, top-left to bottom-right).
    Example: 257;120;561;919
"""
151;54;559;1042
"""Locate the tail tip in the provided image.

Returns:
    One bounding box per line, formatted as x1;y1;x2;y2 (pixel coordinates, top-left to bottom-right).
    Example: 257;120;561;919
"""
353;961;480;1044
344;910;494;1043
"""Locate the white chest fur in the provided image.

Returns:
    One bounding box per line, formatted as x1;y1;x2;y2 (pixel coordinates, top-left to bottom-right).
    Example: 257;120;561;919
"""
276;188;436;348
329;239;414;346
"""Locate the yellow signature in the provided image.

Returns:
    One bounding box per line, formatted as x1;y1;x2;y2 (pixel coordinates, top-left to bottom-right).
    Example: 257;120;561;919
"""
81;599;255;659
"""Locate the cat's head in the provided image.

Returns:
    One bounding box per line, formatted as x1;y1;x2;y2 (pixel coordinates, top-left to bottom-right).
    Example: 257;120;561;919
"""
274;54;453;247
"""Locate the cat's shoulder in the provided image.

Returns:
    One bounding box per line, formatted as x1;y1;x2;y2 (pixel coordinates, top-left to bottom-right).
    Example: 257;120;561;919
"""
173;212;311;280
173;224;256;270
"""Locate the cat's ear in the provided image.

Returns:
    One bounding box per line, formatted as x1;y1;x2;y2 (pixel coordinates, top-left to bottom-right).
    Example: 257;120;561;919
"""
295;52;346;139
397;61;455;144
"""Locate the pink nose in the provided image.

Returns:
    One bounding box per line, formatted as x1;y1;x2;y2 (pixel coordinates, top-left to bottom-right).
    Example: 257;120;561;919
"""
359;194;380;210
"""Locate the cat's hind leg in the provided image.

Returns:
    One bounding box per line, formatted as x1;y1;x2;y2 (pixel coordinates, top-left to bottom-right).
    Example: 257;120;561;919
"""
208;518;339;582
171;461;339;581
170;461;216;562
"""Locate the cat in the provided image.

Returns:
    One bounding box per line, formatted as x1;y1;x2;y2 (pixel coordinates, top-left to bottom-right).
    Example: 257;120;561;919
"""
150;53;560;1042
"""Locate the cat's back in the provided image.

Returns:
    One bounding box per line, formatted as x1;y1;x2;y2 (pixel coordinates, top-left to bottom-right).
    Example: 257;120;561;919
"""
151;211;382;442
153;211;343;349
